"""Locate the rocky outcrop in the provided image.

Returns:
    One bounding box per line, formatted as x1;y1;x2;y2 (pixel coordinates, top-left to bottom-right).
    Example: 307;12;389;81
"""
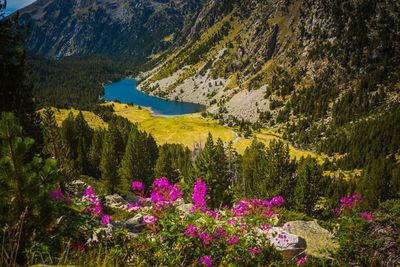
283;220;337;258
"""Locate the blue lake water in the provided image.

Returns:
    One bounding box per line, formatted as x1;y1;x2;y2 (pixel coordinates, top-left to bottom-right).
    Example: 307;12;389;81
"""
103;78;205;116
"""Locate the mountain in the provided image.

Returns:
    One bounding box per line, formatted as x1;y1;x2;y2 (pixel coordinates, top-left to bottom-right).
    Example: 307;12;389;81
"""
17;0;206;63
18;0;400;154
139;0;399;122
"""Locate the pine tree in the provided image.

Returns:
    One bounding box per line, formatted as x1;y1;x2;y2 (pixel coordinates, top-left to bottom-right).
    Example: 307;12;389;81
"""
264;140;296;197
41;107;76;182
100;130;119;194
74;111;93;174
88;129;105;178
0;112;60;256
241;139;267;197
119;129;158;188
196;133;228;208
293;157;324;215
0;10;42;150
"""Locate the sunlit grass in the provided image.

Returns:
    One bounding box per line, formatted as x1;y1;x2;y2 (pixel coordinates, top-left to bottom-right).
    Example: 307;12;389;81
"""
109;102;235;148
38;108;108;129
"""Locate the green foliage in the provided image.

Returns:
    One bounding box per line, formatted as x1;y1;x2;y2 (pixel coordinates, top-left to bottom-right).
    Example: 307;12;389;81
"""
154;144;193;184
293;157;326;215
0;112;60;261
28;55;126;110
119;128;158;190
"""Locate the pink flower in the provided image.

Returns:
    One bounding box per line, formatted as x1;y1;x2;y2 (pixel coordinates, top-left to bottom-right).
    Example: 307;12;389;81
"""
50;188;64;200
248;247;262;255
83;186;96;198
199;231;212;245
184;225;198;238
200;255;212;267
131;181;144;195
360;212;374;221
143;215;157;225
296;256;306;264
270;196;285;207
169;184;182;201
101;214;112;225
192;178;207;211
227;236;239;245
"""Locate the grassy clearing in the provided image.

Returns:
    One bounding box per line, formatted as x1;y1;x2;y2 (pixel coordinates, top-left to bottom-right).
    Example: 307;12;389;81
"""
38;108;108;129
109;102;235;148
233;129;329;163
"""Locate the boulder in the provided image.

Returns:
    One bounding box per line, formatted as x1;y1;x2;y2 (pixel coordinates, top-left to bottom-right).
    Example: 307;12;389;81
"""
266;227;307;257
283;220;338;258
124;214;146;233
105;194;128;210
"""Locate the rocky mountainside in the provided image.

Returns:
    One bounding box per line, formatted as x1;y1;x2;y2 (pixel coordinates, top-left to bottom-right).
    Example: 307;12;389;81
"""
17;0;206;63
138;0;400;141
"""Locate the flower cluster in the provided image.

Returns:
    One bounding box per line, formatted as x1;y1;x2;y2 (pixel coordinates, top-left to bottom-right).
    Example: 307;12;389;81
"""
231;196;285;218
334;194;374;222
150;177;182;207
131;181;144;196
191;178;207;212
50;187;64;200
200;255;212;267
82;186;112;225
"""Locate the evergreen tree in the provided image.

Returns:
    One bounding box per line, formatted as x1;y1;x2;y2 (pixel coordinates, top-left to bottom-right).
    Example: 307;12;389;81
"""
74;111;93;174
264;140;296;197
196;133;228;208
88;129;105;178
293;157;324;215
119;129;158;188
0;8;42;149
41;107;76;182
241;139;267;197
100;130;119;194
0;112;60;258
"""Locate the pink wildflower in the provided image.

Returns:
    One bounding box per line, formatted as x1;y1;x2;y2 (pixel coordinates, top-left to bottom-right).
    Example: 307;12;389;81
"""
143;215;157;225
101;214;112;225
296;256;306;264
200;255;212;267
270;196;285;207
227;236;239;245
199;231;212;245
83;186;96;198
50;188;64;200
360;212;374;221
131;181;144;195
169;184;182;201
192;178;207;211
248;247;262;255
184;225;198;238
127;202;141;212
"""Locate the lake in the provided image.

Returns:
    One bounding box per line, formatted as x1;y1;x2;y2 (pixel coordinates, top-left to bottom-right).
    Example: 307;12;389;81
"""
103;78;205;116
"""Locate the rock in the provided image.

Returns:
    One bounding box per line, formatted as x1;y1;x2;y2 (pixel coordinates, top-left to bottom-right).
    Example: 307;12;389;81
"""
124;214;146;233
105;194;128;209
283;221;338;258
266;227;307;257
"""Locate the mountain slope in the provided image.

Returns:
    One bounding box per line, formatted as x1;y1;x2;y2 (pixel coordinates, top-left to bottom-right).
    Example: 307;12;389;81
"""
138;0;400;149
18;0;206;63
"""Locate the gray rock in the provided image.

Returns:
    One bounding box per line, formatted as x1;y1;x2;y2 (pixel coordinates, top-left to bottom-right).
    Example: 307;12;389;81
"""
124;214;146;233
105;194;128;209
283;221;337;258
266;227;307;257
